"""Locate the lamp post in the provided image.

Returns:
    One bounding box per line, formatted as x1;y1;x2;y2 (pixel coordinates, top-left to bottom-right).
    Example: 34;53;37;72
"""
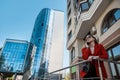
13;70;18;80
90;26;97;35
14;70;21;80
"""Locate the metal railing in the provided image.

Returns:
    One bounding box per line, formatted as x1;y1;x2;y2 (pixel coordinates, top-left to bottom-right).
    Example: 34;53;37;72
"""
37;58;120;80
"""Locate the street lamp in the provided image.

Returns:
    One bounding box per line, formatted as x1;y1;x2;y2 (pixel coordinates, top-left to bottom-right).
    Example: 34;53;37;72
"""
90;26;97;35
14;70;21;80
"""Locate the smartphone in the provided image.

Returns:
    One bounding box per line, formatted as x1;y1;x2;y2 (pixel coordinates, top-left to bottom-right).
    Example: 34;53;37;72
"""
85;42;89;48
87;42;90;45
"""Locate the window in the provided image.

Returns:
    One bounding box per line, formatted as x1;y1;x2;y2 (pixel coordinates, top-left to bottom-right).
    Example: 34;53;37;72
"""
107;42;120;79
102;9;120;34
71;72;76;79
4;53;8;57
13;54;17;58
68;9;71;18
74;0;78;9
81;2;89;11
68;18;71;28
114;9;120;20
68;31;72;41
68;0;71;8
78;4;81;12
21;55;25;59
88;0;94;5
38;39;41;43
10;63;14;67
41;23;44;26
71;47;75;62
18;64;23;70
34;60;37;65
75;16;78;26
80;0;94;11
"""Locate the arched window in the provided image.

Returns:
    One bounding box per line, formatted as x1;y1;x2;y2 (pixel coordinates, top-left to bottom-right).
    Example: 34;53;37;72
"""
102;9;120;34
71;47;75;62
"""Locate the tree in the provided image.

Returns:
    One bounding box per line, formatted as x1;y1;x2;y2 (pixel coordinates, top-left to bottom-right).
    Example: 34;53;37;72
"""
0;51;6;80
65;72;70;80
0;55;5;69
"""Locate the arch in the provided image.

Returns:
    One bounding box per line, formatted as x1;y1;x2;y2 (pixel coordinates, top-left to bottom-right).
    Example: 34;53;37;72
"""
101;8;120;34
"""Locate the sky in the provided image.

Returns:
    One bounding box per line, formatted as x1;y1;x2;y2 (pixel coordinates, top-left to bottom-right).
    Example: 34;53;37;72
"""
0;0;69;67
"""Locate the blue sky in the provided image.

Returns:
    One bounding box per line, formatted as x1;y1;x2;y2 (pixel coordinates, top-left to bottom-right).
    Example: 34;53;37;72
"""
0;0;66;46
0;0;69;67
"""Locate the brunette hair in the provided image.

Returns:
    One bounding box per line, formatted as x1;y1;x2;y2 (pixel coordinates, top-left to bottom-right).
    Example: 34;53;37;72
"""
84;33;98;44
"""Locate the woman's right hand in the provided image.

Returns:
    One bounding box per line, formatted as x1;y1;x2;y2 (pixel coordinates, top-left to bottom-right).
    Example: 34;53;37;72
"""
82;42;89;48
85;42;89;48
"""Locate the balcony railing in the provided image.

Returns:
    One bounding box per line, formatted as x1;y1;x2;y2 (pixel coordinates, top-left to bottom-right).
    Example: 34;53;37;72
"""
36;58;120;80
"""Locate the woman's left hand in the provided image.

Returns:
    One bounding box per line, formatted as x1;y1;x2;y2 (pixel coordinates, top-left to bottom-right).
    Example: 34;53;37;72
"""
87;56;99;61
93;56;99;59
87;56;93;61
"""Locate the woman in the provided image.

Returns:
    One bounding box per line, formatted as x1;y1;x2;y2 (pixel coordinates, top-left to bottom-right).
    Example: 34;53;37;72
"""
80;34;108;80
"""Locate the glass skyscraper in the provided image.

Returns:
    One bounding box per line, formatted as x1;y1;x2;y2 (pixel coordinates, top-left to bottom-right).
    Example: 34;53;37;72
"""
30;8;51;78
30;8;64;79
0;39;29;74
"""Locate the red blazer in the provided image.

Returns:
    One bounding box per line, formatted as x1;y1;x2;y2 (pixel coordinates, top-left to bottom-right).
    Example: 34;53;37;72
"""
80;44;108;78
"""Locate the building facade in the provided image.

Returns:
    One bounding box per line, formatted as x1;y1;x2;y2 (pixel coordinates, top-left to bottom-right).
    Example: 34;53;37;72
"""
0;48;2;55
67;0;120;79
0;39;30;79
30;8;51;78
30;8;64;79
23;43;36;80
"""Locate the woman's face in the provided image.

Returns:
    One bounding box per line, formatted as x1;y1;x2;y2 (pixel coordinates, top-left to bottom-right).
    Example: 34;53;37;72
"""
85;35;95;43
